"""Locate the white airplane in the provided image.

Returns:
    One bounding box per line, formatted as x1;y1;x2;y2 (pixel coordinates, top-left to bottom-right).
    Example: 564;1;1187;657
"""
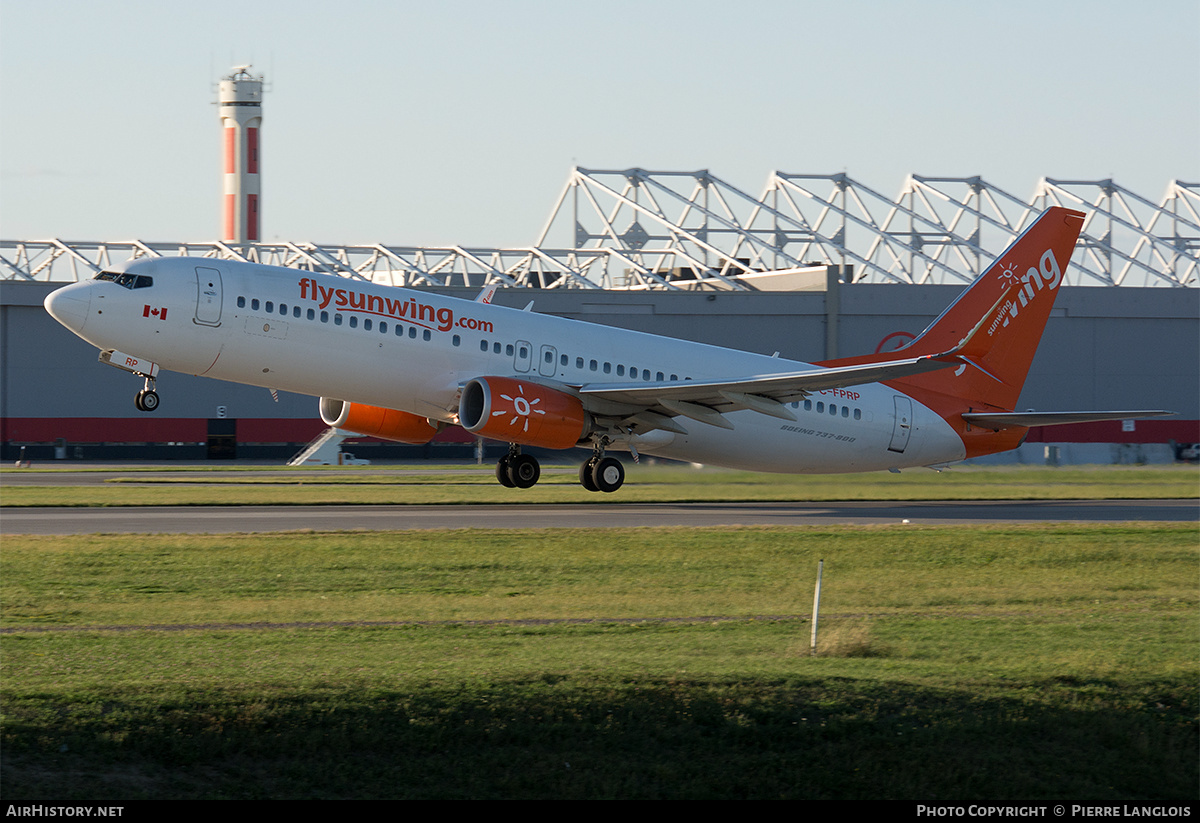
44;207;1171;492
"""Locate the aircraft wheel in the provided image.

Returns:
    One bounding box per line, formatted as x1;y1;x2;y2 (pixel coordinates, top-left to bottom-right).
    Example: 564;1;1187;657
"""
590;457;625;493
140;390;159;412
579;458;599;492
508;453;540;489
495;455;516;488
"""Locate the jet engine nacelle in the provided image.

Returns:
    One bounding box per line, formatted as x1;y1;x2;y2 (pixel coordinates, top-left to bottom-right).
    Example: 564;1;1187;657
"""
459;377;590;449
319;397;443;445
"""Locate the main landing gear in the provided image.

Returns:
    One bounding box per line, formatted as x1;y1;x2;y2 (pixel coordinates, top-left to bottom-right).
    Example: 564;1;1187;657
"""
494;438;626;493
496;443;541;489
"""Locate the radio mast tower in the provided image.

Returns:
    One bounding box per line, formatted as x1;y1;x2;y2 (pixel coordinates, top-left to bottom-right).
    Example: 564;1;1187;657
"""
218;66;264;244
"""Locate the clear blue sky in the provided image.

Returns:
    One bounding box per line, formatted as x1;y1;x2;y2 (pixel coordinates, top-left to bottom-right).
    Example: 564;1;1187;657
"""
2;0;1197;247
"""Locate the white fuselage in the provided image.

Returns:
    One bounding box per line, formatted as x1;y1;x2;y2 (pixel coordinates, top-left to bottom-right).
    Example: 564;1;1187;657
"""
44;256;967;473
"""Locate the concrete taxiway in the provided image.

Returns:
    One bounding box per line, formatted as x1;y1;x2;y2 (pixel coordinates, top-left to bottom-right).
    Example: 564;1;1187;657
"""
1;499;1195;535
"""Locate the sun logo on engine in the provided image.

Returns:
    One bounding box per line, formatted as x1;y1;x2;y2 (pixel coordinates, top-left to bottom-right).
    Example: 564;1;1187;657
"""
493;384;546;433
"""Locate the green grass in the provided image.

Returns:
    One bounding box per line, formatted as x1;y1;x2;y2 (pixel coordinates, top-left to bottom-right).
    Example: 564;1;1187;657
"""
2;463;1197;506
2;524;1196;799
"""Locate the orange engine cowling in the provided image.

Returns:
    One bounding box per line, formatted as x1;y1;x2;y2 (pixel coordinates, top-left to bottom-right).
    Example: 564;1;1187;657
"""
459;377;590;450
319;397;443;445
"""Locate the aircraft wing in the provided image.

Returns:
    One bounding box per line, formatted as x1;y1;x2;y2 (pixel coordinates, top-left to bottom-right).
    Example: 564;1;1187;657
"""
962;410;1176;429
576;280;1019;432
577;353;959;431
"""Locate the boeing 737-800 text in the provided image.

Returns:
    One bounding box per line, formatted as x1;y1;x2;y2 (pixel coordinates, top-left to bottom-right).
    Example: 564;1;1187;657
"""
44;207;1171;492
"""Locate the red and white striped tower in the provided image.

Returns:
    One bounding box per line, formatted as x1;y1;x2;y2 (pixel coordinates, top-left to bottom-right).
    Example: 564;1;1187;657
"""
218;66;264;244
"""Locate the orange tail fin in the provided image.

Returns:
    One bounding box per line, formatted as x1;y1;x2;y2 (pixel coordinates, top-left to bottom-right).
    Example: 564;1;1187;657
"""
821;206;1086;411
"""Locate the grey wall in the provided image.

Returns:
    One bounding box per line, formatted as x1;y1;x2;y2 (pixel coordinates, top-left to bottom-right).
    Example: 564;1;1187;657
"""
3;279;1197;421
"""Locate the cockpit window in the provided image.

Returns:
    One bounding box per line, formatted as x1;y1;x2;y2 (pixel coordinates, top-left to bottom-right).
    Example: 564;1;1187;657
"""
94;271;153;289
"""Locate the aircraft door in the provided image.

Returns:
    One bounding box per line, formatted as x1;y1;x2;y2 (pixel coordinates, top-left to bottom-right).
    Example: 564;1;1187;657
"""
514;340;532;373
888;395;913;453
195;267;223;326
538;345;557;377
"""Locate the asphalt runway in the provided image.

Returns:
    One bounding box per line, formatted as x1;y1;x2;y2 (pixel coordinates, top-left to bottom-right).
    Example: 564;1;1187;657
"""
2;499;1195;534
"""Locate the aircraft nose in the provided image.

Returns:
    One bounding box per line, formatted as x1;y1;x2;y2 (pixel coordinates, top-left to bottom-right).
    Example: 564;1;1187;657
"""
44;283;91;333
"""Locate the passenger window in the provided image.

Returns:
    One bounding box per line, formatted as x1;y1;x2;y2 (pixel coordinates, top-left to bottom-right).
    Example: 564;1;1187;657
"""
453;335;461;347
480;340;489;351
804;399;812;411
409;327;417;338
251;299;260;311
293;306;301;318
363;319;371;331
321;311;329;323
841;406;849;418
349;316;358;328
590;360;598;372
816;402;824;413
494;342;502;354
854;408;861;420
616;365;625;376
334;314;343;326
307;308;315;320
237;296;246;308
603;362;611;374
576;357;584;369
379;322;387;333
423;329;431;341
506;344;514;356
265;301;273;313
280;303;287;315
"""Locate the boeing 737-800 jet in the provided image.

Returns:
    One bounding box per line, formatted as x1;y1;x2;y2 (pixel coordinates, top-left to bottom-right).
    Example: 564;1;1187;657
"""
44;207;1170;492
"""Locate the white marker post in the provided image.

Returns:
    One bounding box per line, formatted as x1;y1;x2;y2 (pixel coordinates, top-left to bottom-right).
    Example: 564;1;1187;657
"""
810;559;823;656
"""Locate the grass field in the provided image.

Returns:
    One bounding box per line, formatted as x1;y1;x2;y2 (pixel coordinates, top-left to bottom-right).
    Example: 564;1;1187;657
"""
2;463;1197;506
2;522;1196;800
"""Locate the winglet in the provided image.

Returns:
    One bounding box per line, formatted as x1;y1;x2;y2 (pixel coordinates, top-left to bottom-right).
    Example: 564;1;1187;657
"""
475;284;498;304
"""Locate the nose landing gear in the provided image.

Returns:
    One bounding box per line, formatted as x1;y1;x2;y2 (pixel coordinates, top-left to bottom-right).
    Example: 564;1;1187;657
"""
98;351;161;412
135;388;160;412
134;377;159;412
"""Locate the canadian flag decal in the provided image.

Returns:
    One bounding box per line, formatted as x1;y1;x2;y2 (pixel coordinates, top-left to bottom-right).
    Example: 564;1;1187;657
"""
143;305;168;320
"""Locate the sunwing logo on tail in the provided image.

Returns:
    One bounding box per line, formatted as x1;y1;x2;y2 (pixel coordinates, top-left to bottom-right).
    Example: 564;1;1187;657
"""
988;248;1062;336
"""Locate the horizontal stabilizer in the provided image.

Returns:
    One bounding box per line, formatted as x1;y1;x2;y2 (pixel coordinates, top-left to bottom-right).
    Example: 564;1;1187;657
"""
962;410;1176;429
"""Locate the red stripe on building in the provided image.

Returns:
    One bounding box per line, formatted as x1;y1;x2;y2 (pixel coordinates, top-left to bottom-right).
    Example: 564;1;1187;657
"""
247;194;258;242
1022;419;1199;445
247;127;258;174
224;194;236;241
3;418;209;444
3;418;1195;447
224;127;236;174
